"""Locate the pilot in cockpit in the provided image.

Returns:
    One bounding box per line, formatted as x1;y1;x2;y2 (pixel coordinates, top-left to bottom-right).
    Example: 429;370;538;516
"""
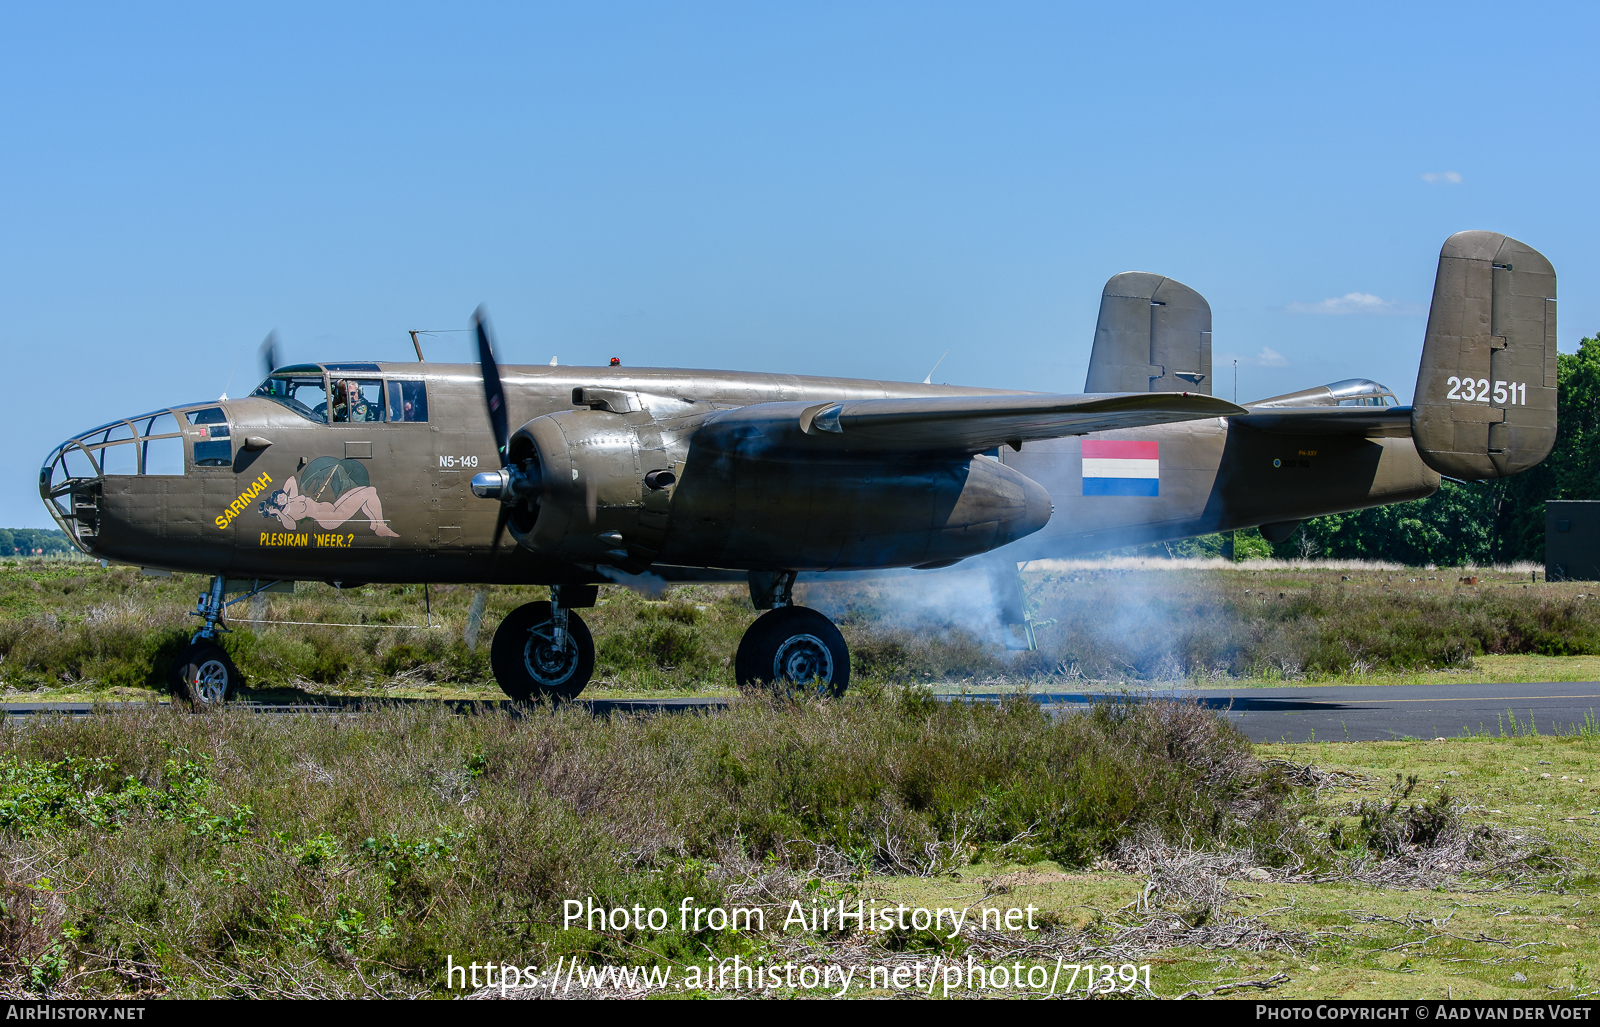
330;379;380;423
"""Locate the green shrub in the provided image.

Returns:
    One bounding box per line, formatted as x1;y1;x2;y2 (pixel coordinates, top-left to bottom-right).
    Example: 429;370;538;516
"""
6;563;1600;696
0;693;1303;995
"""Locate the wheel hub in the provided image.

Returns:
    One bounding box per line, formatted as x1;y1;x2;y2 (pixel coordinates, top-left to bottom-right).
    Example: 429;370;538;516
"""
192;659;229;704
773;633;834;687
523;626;579;686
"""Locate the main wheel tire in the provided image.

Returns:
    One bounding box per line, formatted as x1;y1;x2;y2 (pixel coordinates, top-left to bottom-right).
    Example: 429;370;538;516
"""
489;601;595;702
734;606;850;697
171;641;240;709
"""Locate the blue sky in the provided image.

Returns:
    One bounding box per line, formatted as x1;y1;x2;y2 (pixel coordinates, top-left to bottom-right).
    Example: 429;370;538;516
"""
3;2;1596;526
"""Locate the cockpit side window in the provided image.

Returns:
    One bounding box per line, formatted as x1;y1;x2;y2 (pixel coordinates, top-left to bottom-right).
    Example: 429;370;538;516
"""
387;380;428;422
330;379;385;423
252;374;329;423
186;407;232;468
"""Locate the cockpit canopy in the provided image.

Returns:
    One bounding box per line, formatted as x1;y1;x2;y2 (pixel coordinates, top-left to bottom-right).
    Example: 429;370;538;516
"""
1324;378;1400;407
251;363;428;424
1248;378;1401;410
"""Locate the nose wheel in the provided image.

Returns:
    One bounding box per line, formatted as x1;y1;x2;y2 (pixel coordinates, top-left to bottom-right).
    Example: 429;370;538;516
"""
171;641;240;709
490;600;595;701
169;575;243;709
735;606;850;697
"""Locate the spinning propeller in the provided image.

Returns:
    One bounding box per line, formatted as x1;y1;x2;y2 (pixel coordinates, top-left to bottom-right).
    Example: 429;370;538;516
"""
259;331;284;379
469;307;537;558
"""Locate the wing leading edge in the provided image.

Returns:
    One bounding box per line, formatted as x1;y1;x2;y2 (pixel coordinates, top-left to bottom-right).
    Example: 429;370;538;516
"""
699;392;1245;457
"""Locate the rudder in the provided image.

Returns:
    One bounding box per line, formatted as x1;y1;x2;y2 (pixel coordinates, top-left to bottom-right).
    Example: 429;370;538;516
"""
1085;272;1212;395
1411;230;1557;480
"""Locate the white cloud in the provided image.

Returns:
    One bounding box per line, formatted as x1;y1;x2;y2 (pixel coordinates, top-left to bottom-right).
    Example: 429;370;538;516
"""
1285;292;1426;316
1421;171;1463;184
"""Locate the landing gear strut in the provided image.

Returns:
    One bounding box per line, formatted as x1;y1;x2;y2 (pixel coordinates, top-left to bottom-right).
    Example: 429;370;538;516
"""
490;585;596;701
736;571;850;696
170;575;242;708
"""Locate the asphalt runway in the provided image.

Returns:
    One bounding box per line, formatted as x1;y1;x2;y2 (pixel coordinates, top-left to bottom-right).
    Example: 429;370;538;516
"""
1004;681;1600;742
4;683;1598;743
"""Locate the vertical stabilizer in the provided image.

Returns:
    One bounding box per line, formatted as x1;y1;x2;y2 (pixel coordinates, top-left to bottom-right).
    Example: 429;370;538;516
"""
1411;231;1557;479
1085;273;1212;395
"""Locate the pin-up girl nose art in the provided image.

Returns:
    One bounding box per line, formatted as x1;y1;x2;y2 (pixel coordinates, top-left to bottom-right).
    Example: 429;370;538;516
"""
259;456;399;537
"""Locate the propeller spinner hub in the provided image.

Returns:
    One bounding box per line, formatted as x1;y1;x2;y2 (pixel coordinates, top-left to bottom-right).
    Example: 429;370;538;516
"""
471;469;509;500
471;466;534;502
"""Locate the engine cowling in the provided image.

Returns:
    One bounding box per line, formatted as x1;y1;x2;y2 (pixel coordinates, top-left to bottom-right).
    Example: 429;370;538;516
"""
506;407;680;565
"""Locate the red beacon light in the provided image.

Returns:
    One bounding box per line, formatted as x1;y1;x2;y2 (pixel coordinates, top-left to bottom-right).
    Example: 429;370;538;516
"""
609;357;621;366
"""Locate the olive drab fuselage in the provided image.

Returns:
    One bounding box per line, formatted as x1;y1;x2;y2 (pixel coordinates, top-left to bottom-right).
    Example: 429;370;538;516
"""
44;361;1439;584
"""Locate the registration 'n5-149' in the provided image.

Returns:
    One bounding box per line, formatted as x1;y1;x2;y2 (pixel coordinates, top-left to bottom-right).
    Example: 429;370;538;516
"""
439;455;481;468
1446;377;1529;405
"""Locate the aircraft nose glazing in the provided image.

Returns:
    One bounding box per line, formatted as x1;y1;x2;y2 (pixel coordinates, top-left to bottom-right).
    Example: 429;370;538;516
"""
39;409;191;551
40;435;106;550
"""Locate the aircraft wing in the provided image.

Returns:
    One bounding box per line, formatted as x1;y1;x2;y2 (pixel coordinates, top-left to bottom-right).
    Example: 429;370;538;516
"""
1231;406;1414;438
698;392;1244;456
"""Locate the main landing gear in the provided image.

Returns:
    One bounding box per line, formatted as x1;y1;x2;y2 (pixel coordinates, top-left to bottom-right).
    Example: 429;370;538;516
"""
483;574;850;702
490;585;597;702
734;571;850;697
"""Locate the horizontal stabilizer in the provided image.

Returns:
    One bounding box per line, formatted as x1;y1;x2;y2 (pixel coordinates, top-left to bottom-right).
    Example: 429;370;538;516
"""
699;392;1245;457
1232;406;1414;438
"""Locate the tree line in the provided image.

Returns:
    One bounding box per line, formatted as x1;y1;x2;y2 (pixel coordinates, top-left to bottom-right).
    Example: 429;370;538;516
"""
0;528;76;558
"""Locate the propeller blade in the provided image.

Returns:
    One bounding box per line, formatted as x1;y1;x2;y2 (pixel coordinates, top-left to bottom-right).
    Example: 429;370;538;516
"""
474;307;510;467
258;331;284;378
488;503;510;565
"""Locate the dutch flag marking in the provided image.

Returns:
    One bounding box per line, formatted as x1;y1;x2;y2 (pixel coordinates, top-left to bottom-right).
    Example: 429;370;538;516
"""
1082;440;1159;497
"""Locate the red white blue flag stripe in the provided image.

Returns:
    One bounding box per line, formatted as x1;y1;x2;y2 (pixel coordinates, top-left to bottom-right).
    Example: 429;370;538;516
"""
1082;440;1159;496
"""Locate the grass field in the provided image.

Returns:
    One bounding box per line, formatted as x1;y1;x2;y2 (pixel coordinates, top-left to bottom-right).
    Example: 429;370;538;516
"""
0;695;1593;998
2;558;1599;703
866;734;1600;1000
2;557;1598;998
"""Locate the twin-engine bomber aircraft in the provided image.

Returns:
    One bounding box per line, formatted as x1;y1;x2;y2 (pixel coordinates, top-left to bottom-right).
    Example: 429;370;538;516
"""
40;231;1558;705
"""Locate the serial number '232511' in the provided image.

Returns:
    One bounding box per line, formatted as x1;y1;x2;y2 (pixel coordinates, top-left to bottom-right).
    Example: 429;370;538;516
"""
438;455;480;469
1446;376;1529;405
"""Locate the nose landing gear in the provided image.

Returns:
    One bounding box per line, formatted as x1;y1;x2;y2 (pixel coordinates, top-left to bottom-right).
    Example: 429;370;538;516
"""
170;575;242;708
735;572;850;697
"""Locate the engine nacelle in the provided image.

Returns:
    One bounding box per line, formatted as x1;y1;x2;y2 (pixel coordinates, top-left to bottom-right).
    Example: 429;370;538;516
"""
506;407;681;565
505;402;1054;572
